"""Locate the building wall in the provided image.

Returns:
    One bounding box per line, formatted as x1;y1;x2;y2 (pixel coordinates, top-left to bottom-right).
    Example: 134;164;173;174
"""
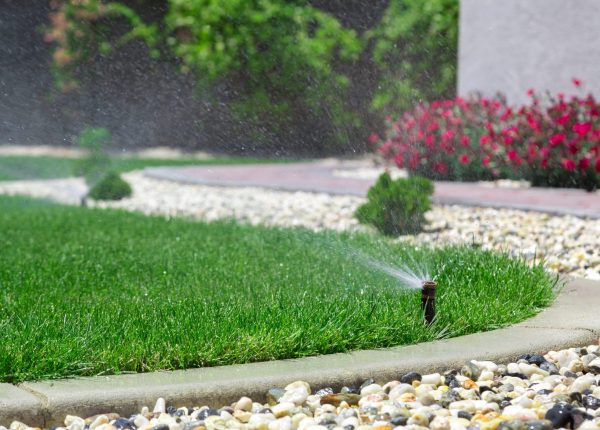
458;0;600;104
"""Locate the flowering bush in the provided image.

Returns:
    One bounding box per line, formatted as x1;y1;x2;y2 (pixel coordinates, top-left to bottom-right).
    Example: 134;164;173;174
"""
374;80;600;190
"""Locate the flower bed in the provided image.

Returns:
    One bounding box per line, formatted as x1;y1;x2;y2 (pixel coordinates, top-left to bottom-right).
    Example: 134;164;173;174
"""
373;79;600;190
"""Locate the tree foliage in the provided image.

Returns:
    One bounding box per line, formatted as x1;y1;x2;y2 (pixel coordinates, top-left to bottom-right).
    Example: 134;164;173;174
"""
368;0;459;115
44;0;459;153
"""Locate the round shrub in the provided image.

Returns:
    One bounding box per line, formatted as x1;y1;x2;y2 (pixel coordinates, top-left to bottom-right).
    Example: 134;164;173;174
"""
88;172;132;201
355;172;433;236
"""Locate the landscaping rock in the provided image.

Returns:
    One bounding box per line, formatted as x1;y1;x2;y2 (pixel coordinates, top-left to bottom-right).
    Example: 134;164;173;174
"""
19;344;600;430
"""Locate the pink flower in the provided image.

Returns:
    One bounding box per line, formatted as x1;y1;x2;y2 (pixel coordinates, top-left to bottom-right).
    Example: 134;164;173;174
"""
442;129;454;141
540;159;549;168
556;113;570;125
394;154;404;168
460;135;470;147
573;122;592;136
595;158;600;173
368;133;380;143
579;158;591;170
458;154;470;165
573;78;582;88
482;156;491;167
549;133;565;146
527;88;535;97
433;162;448;174
561;158;576;171
479;134;492;146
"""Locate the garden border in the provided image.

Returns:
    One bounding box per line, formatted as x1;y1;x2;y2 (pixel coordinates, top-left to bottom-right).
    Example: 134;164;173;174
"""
2;277;598;427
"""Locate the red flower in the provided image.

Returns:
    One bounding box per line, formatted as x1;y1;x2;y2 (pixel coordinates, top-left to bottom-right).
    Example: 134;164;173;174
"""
527;88;535;97
556;113;570;125
573;78;582;88
596;158;600;173
458;154;470;165
573;122;592;136
368;133;380;144
460;135;470;147
432;162;447;174
540;159;549;169
394;154;404;168
479;134;492;146
427;121;439;132
442;129;455;141
561;158;576;171
507;150;521;166
425;135;435;148
482;156;491;167
500;108;512;121
579;158;591;170
549;133;565;146
379;142;392;155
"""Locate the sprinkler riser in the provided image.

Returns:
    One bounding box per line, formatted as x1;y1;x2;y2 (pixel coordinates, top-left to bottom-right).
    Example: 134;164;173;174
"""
421;280;436;325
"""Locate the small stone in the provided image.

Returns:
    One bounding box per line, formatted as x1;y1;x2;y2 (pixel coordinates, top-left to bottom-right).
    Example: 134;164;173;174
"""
360;384;383;396
89;416;109;430
112;418;134;430
587;358;600;373
65;416;86;430
461;362;482;381
430;416;451;430
422;373;442;386
571;374;596;393
267;388;286;405
271;402;295;418
321;394;361;407
583;396;600;410
9;422;28;430
545;403;573;429
233;410;252;423
197;409;219;421
153;398;166;415
400;372;422;385
234;396;253;411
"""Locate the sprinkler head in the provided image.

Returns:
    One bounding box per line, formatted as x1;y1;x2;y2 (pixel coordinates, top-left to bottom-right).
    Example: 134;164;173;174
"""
421;280;436;326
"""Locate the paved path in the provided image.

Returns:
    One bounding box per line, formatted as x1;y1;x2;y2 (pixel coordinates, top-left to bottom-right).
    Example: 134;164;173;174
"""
145;162;600;218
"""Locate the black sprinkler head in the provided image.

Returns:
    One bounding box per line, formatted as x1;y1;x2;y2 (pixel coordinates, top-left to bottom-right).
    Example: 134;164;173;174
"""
421;280;436;325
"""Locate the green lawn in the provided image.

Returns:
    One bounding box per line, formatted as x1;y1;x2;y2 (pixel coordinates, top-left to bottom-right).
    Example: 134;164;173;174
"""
0;155;286;181
0;195;557;382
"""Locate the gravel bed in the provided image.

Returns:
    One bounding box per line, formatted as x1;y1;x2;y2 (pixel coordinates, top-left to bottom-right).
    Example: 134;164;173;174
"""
0;171;599;279
8;344;600;430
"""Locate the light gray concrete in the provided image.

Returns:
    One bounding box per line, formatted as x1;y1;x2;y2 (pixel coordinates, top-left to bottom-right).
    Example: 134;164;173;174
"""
458;0;600;104
6;278;600;428
0;384;44;426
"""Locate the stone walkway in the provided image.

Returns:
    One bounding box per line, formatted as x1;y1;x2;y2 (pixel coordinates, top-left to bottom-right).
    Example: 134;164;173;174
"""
145;161;600;219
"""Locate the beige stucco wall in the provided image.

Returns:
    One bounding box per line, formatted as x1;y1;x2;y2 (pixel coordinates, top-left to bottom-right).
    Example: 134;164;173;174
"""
458;0;600;104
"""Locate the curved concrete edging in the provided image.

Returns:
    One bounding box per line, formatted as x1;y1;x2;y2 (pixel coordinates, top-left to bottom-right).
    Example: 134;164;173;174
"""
2;278;598;427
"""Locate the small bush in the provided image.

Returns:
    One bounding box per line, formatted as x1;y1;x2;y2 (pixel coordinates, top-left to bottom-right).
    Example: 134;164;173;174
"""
88;172;132;201
355;172;433;236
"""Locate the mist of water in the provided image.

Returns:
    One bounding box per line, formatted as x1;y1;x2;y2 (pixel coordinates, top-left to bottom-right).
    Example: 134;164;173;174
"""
346;248;431;290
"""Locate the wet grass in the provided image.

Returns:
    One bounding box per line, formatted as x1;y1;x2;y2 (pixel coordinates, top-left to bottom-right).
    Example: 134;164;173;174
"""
0;195;558;382
0;155;288;181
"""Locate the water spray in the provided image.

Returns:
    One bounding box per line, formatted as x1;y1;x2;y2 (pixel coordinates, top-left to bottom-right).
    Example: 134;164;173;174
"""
421;280;436;325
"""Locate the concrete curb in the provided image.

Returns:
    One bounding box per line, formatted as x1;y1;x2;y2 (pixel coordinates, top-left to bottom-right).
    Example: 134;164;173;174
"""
3;278;598;428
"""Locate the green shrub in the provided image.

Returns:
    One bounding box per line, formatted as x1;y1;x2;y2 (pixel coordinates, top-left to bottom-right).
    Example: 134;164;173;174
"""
88;171;132;201
73;127;112;185
356;172;433;236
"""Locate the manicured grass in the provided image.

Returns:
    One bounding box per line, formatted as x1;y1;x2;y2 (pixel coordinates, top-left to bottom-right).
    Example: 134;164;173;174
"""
0;195;557;382
0;155;286;181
